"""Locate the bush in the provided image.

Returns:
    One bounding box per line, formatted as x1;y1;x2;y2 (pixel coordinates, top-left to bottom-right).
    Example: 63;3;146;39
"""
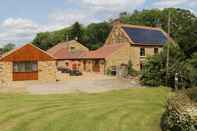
161;110;195;131
141;44;195;89
161;93;197;131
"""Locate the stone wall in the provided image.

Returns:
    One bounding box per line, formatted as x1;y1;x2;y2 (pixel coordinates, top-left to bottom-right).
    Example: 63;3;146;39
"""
105;25;130;45
38;61;57;82
0;62;13;87
130;46;163;71
105;44;162;71
105;44;130;71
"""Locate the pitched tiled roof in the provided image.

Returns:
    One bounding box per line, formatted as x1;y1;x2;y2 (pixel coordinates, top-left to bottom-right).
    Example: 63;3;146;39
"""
53;48;86;60
50;44;126;60
47;40;82;55
83;44;127;59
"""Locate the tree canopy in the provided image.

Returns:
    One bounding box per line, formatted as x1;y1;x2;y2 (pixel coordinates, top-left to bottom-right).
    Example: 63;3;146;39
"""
2;43;15;53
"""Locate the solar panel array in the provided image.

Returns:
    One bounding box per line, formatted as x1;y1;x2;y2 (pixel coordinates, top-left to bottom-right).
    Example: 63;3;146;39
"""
122;27;168;45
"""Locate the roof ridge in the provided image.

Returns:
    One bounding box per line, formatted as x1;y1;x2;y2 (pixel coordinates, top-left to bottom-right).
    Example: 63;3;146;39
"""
121;24;162;31
0;43;56;61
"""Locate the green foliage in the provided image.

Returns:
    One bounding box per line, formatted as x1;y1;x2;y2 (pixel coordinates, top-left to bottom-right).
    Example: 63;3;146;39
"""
2;43;15;53
106;68;112;75
33;29;68;50
83;22;112;50
161;92;196;131
69;22;84;42
161;110;195;131
33;22;111;50
140;43;195;88
140;54;164;87
128;60;137;76
188;53;197;86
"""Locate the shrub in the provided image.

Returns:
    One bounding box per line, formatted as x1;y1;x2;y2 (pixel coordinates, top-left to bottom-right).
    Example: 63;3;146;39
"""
161;110;195;131
161;92;197;131
141;43;195;89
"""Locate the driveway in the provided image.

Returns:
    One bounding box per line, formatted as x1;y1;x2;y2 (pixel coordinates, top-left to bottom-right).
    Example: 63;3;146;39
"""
0;73;142;94
27;74;142;94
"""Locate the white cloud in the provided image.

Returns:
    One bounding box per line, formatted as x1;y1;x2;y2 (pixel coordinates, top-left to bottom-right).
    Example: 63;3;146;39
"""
0;0;147;45
152;0;197;8
0;17;64;45
2;18;39;30
81;0;145;9
48;10;99;26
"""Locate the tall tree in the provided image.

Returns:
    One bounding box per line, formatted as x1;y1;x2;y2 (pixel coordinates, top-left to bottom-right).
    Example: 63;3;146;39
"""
84;22;112;50
70;22;84;42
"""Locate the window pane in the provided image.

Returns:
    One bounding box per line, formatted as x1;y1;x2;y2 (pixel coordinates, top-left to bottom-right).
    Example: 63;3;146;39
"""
140;48;145;56
154;48;158;54
32;62;38;71
13;61;37;72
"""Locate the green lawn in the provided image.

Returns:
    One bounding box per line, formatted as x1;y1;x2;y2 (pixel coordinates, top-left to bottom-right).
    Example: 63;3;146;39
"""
0;88;170;131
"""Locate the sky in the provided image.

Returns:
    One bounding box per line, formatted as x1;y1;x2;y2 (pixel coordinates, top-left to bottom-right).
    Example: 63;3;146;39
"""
0;0;197;47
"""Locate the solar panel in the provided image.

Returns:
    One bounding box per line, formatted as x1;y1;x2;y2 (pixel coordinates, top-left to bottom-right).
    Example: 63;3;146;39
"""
122;27;168;45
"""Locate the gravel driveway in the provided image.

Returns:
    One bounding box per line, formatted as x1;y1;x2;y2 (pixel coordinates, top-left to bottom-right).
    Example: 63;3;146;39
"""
27;75;141;94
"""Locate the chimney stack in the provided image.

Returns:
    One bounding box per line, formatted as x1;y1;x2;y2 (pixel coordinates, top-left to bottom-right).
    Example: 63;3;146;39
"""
112;19;122;27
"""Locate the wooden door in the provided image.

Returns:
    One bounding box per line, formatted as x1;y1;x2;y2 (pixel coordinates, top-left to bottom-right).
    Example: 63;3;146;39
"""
93;60;100;72
83;61;86;71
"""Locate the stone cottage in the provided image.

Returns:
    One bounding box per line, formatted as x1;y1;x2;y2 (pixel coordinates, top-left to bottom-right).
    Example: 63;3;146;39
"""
47;40;89;71
105;20;174;71
0;44;57;87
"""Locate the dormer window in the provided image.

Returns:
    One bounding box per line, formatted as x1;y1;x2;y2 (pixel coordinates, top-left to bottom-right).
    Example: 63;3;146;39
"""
70;46;75;52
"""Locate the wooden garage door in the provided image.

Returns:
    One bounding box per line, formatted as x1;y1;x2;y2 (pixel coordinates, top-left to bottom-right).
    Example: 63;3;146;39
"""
13;72;38;81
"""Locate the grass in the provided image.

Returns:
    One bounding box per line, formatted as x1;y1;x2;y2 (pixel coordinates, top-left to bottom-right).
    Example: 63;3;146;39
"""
0;88;170;131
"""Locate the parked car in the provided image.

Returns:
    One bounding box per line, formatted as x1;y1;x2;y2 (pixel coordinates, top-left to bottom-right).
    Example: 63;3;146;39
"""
57;67;71;74
70;70;82;76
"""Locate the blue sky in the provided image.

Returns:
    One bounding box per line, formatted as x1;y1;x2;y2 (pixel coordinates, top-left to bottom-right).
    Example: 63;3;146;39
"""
0;0;196;47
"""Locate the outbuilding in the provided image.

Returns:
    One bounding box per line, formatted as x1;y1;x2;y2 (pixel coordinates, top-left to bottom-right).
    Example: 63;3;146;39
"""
0;44;57;87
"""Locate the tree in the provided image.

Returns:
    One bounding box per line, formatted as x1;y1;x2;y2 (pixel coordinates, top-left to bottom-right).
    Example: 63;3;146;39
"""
188;53;197;86
84;22;112;50
70;22;84;42
140;43;193;88
2;43;15;53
